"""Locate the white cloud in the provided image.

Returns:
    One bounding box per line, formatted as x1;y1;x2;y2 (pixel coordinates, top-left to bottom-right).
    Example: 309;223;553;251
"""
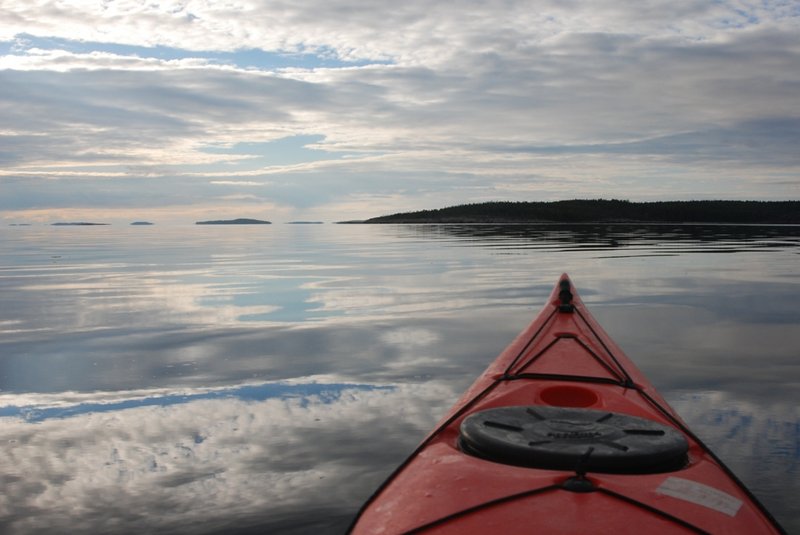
1;1;799;221
0;48;216;71
1;0;793;62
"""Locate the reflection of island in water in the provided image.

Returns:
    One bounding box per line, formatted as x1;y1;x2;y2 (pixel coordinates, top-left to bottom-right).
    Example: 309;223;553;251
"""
195;218;272;225
367;200;800;224
51;222;110;226
382;222;800;255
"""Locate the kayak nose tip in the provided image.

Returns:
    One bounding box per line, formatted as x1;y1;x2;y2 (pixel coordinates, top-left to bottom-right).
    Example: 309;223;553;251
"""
558;277;575;312
561;474;597;493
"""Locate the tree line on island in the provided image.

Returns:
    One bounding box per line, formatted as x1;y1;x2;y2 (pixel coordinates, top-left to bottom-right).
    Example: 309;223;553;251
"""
365;200;800;224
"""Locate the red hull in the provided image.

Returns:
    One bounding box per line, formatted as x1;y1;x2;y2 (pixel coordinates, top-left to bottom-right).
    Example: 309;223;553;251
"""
350;275;783;534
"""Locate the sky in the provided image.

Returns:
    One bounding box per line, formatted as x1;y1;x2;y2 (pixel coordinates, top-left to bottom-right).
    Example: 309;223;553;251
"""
1;0;799;223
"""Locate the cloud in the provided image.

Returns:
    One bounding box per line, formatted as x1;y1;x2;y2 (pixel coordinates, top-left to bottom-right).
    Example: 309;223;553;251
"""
0;48;217;72
1;1;799;221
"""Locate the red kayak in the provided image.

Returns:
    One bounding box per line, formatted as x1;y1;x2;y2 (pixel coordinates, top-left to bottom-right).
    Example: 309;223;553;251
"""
350;275;784;534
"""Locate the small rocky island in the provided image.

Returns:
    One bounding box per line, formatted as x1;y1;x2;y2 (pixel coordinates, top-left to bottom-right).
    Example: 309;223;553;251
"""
131;221;154;226
195;218;272;225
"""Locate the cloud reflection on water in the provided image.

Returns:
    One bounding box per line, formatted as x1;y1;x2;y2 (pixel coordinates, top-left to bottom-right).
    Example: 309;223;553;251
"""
0;380;456;534
1;224;798;531
0;380;796;534
668;391;800;533
0;380;392;422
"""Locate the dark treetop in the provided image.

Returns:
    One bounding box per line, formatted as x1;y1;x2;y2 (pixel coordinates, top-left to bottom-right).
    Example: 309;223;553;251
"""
366;200;800;224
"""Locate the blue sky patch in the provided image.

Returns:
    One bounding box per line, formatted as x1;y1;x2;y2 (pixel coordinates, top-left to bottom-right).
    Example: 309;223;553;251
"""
5;33;391;70
201;135;344;168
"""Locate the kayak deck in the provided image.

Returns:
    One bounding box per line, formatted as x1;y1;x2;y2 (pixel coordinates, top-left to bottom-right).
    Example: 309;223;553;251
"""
350;275;784;534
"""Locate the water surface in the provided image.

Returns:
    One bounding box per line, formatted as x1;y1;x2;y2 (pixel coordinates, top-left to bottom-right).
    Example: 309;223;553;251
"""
0;224;798;533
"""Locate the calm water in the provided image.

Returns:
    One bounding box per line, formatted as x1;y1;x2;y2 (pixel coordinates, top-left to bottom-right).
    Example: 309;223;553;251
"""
0;223;798;534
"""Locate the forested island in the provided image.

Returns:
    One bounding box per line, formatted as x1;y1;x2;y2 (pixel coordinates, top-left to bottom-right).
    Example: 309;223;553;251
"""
366;200;800;224
195;218;272;225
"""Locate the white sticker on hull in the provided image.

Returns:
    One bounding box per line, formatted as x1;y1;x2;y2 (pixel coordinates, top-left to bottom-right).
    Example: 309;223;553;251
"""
656;477;743;517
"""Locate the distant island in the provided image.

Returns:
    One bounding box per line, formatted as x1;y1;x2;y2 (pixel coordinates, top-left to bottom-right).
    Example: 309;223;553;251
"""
131;221;154;226
51;222;109;226
195;218;272;225
366;200;800;224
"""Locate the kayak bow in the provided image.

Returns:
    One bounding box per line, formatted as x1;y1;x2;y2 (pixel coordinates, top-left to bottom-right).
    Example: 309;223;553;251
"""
350;274;784;534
